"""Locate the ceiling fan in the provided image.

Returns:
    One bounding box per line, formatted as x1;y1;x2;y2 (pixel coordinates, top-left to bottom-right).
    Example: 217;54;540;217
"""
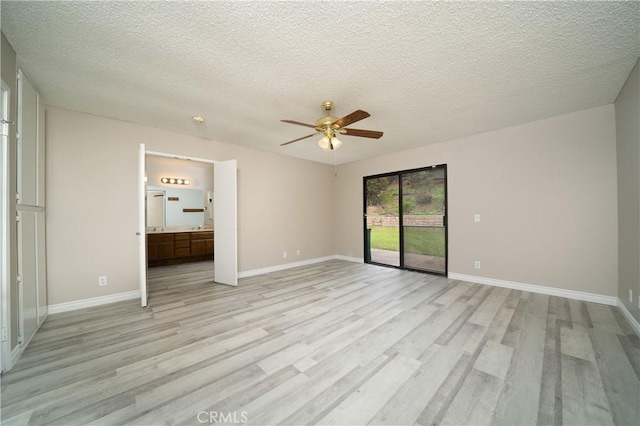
280;101;383;150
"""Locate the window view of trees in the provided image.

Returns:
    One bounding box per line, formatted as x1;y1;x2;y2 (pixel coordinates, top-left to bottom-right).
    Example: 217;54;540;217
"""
366;169;444;215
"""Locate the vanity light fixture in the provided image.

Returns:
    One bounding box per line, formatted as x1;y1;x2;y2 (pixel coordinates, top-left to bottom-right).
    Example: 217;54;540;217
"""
161;177;190;185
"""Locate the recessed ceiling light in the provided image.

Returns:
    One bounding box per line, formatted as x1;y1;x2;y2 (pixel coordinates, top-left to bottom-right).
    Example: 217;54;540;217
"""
192;116;205;124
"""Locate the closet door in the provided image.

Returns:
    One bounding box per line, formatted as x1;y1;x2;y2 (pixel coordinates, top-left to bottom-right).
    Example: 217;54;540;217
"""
15;70;46;350
17;70;38;206
36;213;47;320
17;211;38;345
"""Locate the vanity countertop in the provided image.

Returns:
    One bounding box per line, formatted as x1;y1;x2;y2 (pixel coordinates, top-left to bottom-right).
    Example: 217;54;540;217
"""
146;228;213;234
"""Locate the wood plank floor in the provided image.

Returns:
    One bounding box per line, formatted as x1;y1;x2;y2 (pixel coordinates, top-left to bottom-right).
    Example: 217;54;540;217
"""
1;260;638;425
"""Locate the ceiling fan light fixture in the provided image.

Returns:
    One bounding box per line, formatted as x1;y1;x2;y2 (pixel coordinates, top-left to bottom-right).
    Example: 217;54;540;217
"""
318;135;331;150
330;136;342;150
318;132;343;151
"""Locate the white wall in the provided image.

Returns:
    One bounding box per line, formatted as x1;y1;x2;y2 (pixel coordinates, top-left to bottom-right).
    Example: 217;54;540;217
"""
335;105;618;297
46;107;335;305
615;58;640;322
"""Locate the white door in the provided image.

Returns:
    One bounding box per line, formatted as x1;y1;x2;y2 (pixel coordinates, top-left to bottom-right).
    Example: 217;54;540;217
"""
16;71;41;349
214;160;238;286
138;143;148;306
36;213;47;321
17;211;38;345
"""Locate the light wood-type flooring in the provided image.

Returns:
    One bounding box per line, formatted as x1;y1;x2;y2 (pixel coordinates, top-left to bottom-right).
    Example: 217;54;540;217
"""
1;260;638;425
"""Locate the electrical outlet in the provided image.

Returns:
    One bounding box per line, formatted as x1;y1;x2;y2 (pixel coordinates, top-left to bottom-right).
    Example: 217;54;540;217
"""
474;214;481;222
98;275;108;286
296;249;300;256
629;288;634;303
474;261;481;269
283;251;287;259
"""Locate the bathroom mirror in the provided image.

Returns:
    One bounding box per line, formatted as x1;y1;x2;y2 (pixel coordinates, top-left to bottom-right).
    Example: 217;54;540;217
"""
146;186;210;227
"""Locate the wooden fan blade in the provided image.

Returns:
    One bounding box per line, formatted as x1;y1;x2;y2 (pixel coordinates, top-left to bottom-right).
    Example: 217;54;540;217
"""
342;128;384;139
332;110;370;128
280;133;316;146
281;119;317;129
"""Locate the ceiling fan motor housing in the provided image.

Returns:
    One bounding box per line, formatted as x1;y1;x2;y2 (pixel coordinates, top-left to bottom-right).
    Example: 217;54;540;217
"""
315;116;339;130
322;101;335;112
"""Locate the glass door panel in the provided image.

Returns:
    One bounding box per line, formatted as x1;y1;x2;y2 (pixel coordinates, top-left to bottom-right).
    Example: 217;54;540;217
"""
401;168;446;273
364;175;400;267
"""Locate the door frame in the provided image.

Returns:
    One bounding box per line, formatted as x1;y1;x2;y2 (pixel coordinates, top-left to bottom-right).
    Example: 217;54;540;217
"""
363;164;448;275
138;149;238;305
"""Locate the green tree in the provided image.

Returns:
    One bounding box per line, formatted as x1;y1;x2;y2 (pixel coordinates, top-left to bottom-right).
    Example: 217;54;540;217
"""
366;177;389;206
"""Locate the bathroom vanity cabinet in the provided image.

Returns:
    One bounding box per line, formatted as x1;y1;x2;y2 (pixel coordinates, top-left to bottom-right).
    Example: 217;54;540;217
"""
147;231;214;267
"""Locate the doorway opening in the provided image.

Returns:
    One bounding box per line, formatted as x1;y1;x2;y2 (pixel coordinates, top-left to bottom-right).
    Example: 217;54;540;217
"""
138;146;238;307
145;156;214;266
364;164;447;275
144;156;214;291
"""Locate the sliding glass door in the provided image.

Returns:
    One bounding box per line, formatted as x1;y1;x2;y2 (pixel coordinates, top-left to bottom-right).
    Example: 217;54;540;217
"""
364;175;400;266
364;165;447;275
401;167;446;273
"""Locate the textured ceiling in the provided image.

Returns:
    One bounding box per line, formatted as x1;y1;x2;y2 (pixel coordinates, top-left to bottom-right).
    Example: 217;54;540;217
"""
2;1;639;165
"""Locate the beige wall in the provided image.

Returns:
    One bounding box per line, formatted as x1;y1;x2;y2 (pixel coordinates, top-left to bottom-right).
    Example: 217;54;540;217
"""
335;105;618;297
46;107;335;305
615;58;640;322
146;156;213;191
42;99;627;304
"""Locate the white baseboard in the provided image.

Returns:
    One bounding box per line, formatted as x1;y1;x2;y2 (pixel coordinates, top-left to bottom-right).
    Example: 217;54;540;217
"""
617;299;640;336
448;272;618;306
238;256;337;278
48;290;141;314
44;264;635;335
